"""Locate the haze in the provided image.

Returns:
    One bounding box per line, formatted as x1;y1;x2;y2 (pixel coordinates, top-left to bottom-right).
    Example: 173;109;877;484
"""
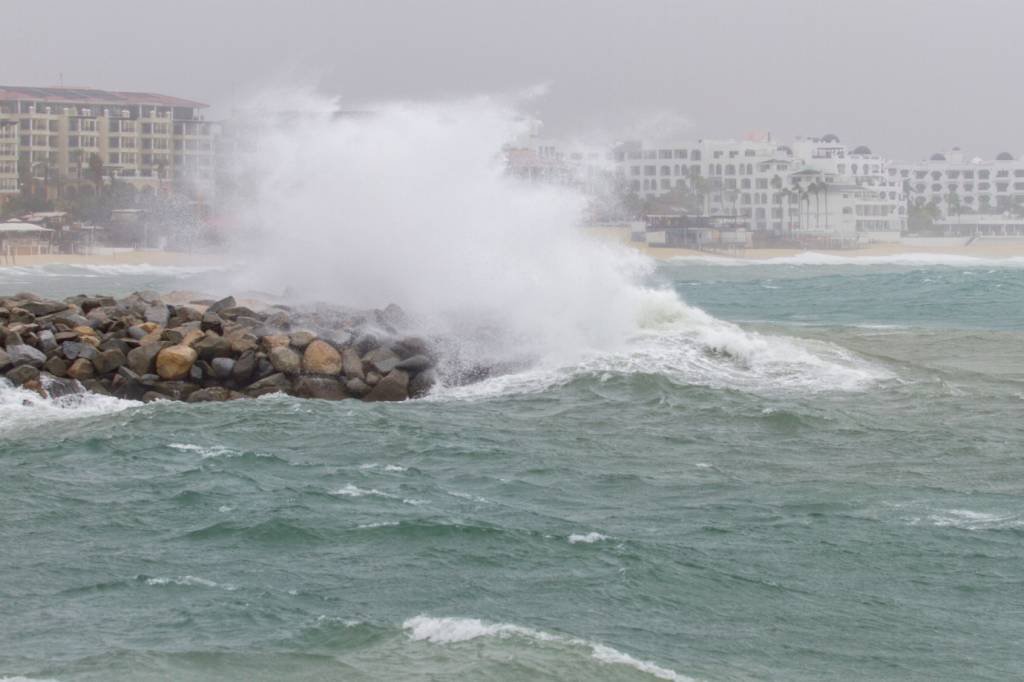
3;0;1023;159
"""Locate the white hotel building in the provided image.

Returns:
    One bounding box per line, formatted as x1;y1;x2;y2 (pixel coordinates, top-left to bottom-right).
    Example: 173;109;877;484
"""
889;148;1024;216
612;135;905;238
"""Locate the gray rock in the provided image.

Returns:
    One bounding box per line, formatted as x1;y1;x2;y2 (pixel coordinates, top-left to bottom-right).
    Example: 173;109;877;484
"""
289;330;316;349
365;371;381;386
231;350;256;383
150;381;199;401
0;348;10;371
268;346;302;375
98;337;132;356
194;333;232;361
364;369;410;402
142;391;169;403
8;343;46;368
201;311;224;334
218;306;262;321
43;356;68;377
292;376;348;401
22;300;69;317
5;331;24;346
207;296;237;314
408;368;437;398
45;375;83;398
345;377;371;398
341;347;365;380
144;305;170;327
211;357;235;380
186;386;234;402
395;354;432;372
127;325;149;340
127;343;163;376
93;349;126;375
37;330;58;354
246;372;291;397
6;364;40;386
363;347;401;374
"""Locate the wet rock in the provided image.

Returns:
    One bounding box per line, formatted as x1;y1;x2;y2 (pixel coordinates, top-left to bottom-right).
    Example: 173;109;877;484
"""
6;364;40;386
0;348;9;371
289;330;316;350
218;305;262;321
194;332;232;361
45;375;84;398
93;349;126;375
364;369;410;402
150;381;199;401
246;372;291;397
127;343;163;376
363;347;401;374
354;332;379;355
142;391;169;403
201;311;224;334
345;377;371;398
37;330;58;354
144;305;170;327
7;308;35;325
231;350;256;384
156;345;198;381
365;371;381;386
186;386;234;402
395;354;432;372
262;334;290;351
43;356;68;377
302;340;342;375
292;376;348;401
22;300;68;317
207;296;237;314
341;347;365;380
67;358;96;381
408;368;437;398
8;343;46;368
211;357;235;380
269;346;302;375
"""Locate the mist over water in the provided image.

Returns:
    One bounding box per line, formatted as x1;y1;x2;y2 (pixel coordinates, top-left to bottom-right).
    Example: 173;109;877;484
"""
224;90;666;362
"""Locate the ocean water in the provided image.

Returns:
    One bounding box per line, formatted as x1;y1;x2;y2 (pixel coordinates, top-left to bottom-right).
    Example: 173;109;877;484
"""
2;258;1023;681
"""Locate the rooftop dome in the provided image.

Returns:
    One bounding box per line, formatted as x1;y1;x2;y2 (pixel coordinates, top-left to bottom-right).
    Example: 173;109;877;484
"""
930;153;946;161
821;133;840;143
996;151;1015;161
851;145;871;155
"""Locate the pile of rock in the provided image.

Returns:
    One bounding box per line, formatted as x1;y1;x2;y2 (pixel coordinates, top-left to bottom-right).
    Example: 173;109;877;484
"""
0;291;437;403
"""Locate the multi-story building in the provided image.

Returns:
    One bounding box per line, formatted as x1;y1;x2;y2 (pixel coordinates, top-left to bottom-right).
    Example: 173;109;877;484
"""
613;135;905;238
890;148;1024;217
0;86;216;205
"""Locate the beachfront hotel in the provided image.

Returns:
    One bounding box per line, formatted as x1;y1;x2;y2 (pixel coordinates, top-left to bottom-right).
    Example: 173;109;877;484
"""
0;86;216;206
889;148;1024;217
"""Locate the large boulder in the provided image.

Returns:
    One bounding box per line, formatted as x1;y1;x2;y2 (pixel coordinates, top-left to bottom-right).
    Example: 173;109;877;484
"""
156;345;198;381
186;386;236;403
7;343;46;368
37;330;58;354
0;348;10;371
292;376;348;401
6;364;40;386
268;346;302;375
66;358;96;381
246;372;291;397
43;356;68;377
345;377;371;398
395;354;432;372
206;296;236;314
341;347;365;380
22;300;69;317
231;350;256;384
194;333;232;361
127;343;163;376
289;330;316;349
211;357;235;380
144;305;170;327
92;349;126;375
302;340;342;375
408;368;437;398
364;369;409;402
363;347;401;374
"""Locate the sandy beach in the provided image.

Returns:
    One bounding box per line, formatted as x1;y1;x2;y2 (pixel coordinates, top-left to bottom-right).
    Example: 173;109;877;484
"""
589;226;1024;260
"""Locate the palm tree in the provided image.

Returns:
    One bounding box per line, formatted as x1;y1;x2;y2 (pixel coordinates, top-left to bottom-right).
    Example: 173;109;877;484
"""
86;153;105;196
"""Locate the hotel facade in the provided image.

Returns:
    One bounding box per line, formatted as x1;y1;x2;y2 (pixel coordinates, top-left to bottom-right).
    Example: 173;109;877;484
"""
0;86;216;205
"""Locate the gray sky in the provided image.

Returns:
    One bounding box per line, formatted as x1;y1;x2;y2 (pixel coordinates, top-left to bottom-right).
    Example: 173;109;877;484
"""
4;0;1022;160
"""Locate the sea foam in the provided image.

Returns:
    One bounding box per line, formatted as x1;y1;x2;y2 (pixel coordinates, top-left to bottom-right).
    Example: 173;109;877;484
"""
403;615;692;681
0;379;140;435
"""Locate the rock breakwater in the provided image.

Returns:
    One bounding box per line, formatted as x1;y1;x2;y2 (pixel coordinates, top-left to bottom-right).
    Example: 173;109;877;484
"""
0;291;438;403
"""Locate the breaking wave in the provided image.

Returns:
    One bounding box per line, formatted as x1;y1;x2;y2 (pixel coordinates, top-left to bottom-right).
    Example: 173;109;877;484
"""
666;252;1024;267
0;378;140;435
403;615;692;681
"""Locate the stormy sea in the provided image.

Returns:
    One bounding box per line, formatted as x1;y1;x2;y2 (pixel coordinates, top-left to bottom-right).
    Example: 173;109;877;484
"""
2;254;1022;682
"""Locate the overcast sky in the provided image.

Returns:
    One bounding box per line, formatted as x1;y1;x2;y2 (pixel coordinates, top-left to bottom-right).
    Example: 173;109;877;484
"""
4;0;1022;160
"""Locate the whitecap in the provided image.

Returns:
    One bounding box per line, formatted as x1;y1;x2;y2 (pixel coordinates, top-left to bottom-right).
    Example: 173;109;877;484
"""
402;616;692;681
923;509;1022;530
144;575;237;590
331;484;394;498
568;532;608;544
667;251;1024;267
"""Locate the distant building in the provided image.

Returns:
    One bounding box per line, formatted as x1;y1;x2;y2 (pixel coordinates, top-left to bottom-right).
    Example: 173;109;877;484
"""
613;135;905;239
890;148;1024;217
0;85;216;206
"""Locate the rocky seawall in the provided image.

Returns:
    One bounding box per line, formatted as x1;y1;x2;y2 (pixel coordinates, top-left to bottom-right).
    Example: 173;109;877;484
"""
0;291;437;403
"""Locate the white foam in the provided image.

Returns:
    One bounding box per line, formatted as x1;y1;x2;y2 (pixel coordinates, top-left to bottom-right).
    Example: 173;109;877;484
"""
331;483;394;498
168;442;233;458
0;263;222;277
403;616;691;681
568;532;608;544
0;677;62;682
144;575;237;590
920;509;1022;530
0;379;140;435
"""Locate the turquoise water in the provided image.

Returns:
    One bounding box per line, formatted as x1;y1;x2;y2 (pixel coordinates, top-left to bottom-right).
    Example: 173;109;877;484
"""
2;260;1023;681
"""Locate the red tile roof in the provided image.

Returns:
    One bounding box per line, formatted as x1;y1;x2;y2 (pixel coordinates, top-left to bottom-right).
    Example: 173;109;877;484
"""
0;86;207;108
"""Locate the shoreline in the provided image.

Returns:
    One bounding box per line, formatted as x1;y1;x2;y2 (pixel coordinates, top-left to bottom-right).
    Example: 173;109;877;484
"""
588;226;1024;260
0;250;227;268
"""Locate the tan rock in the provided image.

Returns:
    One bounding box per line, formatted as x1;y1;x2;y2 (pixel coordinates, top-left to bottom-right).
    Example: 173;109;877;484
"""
302;340;343;375
74;325;97;337
181;329;204;347
262;334;290;350
67;358;96;380
156;344;198;380
140;322;161;333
